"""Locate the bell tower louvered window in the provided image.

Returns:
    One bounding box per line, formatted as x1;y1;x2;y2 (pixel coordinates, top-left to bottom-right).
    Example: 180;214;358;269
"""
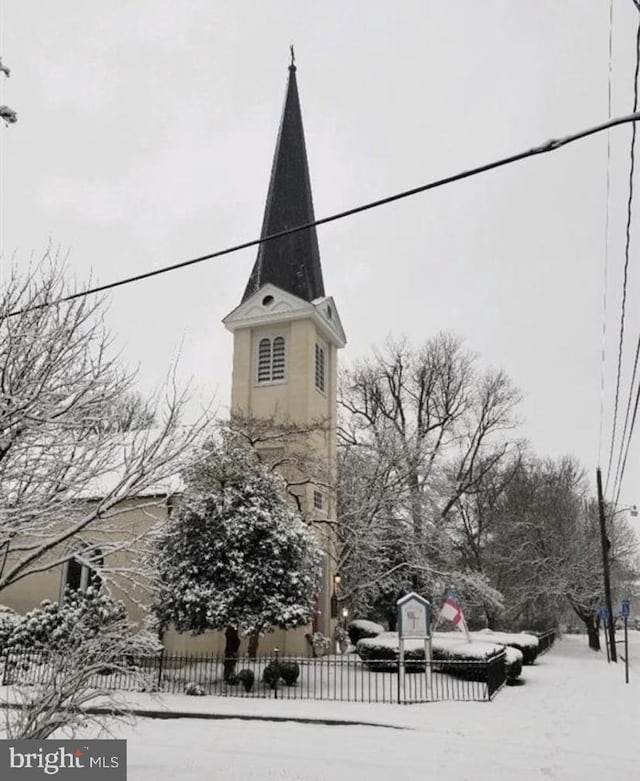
256;335;287;384
272;336;285;380
315;342;326;393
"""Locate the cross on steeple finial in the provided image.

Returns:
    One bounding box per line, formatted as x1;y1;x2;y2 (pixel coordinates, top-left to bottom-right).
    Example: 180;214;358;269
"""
289;44;296;70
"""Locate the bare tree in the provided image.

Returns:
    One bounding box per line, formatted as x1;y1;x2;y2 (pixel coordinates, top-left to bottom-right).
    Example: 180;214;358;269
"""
482;455;639;647
0;254;208;597
336;334;521;622
86;390;156;434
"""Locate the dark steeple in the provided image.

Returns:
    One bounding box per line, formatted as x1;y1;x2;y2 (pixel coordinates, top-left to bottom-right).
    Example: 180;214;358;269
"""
242;57;325;303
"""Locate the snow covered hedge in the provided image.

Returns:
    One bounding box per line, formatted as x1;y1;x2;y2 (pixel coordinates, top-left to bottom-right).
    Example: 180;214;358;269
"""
356;632;508;681
0;605;19;651
347;619;385;646
4;590;136;654
502;646;523;683
472;630;539;665
356;632;523;681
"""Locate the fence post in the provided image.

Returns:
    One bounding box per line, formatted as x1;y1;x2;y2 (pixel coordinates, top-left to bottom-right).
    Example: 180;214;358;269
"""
273;648;279;700
157;647;165;691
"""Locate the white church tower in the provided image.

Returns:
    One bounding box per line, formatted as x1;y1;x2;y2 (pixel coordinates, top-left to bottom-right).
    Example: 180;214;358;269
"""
223;55;346;649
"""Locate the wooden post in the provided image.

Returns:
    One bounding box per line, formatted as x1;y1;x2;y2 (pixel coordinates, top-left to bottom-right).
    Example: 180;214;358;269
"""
596;468;617;662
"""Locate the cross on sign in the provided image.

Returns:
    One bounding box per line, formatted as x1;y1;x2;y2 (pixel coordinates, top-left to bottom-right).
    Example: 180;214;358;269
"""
407;609;418;630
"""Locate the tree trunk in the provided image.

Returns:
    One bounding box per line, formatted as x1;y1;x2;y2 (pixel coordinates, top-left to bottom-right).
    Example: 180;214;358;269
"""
585;615;600;651
224;626;241;680
485;608;498;630
248;631;260;659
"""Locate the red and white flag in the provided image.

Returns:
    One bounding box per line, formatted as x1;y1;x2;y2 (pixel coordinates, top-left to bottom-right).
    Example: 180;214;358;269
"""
439;589;471;642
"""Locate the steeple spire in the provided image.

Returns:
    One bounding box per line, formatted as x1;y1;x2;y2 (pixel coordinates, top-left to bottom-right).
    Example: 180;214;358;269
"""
242;57;325;303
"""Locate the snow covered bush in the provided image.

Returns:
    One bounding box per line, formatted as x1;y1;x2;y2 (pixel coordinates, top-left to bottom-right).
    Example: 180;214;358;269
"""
236;668;255;692
356;632;427;672
356;631;507;681
473;630;539;665
153;430;322;677
2;590;160;740
279;660;300;685
503;646;523;683
0;605;18;650
310;632;331;657
347;619;384;646
262;661;280;688
184;681;206;696
262;660;301;687
4;589;153;657
334;624;350;653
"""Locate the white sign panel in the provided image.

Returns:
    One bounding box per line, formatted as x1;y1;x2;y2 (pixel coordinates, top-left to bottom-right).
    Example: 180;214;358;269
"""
398;595;430;638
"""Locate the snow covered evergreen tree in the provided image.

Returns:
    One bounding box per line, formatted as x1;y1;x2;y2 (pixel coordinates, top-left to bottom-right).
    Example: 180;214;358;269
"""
153;431;321;673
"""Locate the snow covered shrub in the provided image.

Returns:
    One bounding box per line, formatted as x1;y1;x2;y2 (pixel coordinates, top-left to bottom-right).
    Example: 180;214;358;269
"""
357;632;507;681
263;661;281;688
503;646;523;683
262;660;300;687
279;661;300;686
0;605;18;650
334;625;349;653
356;634;425;672
347;619;384;646
237;668;255;692
4;590;143;657
473;630;539;665
184;681;206;696
310;632;331;657
2;591;160;740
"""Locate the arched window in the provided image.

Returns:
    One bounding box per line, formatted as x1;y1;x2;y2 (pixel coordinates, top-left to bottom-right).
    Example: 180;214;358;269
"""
257;338;272;383
256;335;287;383
272;336;285;380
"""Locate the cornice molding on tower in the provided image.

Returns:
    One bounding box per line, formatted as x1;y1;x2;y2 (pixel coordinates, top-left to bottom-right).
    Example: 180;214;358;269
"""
223;283;346;348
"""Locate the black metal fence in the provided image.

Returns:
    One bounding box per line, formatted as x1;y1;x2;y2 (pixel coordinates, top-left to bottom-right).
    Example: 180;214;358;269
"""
535;630;556;656
1;648;507;703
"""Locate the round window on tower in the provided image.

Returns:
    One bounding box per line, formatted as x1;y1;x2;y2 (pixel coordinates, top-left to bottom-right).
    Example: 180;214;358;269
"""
262;295;274;307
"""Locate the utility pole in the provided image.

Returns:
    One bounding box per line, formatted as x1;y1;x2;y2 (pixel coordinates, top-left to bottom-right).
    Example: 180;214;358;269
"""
596;468;617;662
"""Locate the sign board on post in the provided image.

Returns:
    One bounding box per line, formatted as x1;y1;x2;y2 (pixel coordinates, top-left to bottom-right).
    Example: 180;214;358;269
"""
598;605;609;621
397;592;431;638
396;592;432;704
621;599;630;619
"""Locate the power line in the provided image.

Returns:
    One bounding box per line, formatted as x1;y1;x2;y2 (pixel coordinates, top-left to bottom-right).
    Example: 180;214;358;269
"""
613;338;640;509
605;15;640;494
598;0;615;468
8;109;640;318
612;334;640;499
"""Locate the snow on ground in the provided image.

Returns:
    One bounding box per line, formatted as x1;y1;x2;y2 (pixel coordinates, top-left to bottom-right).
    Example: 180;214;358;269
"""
7;631;640;780
95;632;640;779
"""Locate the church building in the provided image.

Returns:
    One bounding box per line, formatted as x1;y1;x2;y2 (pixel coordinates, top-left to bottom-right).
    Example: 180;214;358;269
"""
0;56;344;658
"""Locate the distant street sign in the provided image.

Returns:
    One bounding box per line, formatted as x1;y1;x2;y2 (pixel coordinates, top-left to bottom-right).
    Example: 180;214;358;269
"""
621;599;630;619
599;606;609;620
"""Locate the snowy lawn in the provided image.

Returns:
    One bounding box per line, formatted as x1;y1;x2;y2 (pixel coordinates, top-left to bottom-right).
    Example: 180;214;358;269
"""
48;630;640;780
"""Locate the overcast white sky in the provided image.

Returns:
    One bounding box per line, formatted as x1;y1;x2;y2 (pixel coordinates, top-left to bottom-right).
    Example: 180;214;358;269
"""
1;1;639;509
